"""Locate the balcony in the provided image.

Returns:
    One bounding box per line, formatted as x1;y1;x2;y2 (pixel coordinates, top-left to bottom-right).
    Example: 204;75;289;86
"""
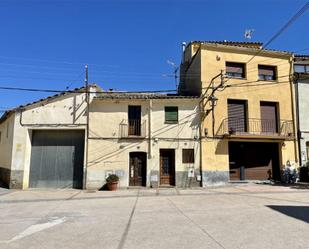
120;119;146;138
217;118;294;140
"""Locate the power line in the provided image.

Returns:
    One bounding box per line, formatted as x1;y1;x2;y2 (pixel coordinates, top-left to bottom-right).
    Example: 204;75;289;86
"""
247;2;309;64
225;73;293;88
0;55;120;68
0;85;176;94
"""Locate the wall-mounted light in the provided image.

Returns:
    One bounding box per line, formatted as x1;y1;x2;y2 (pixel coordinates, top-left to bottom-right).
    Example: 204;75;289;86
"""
209;96;218;107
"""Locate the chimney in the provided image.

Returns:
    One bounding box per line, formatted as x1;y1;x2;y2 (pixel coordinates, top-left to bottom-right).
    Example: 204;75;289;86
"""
181;42;187;63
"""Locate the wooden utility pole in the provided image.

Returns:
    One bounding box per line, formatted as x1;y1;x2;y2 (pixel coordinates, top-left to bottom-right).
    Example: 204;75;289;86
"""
84;65;89;189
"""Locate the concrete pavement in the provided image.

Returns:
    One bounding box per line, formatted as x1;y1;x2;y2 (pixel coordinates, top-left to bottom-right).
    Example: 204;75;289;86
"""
0;184;308;249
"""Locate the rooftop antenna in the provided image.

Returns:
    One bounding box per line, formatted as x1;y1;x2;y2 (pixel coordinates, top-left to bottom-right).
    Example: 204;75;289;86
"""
166;59;179;90
244;29;255;40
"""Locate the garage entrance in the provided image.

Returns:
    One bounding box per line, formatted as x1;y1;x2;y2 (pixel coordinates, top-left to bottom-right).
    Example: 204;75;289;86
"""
29;130;85;189
229;142;280;181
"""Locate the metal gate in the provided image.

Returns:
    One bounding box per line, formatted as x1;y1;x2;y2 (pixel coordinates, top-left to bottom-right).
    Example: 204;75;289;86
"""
29;130;85;189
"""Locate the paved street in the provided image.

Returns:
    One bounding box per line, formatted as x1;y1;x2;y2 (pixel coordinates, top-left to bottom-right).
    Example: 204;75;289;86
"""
0;184;308;249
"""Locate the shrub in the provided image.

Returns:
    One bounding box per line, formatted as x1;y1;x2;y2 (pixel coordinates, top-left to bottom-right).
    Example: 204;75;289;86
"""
106;174;119;183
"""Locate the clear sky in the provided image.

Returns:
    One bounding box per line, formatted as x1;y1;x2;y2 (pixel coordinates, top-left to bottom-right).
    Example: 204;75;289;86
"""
0;0;308;111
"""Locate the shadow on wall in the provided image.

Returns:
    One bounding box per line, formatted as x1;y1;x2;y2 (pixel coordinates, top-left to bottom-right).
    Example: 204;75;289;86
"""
215;140;228;155
267;205;309;223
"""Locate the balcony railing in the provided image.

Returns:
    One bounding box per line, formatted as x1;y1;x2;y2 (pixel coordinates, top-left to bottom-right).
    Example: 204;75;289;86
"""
120;119;146;138
217;118;294;139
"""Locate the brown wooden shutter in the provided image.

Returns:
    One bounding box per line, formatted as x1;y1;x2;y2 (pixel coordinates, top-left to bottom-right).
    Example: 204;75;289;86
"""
228;100;247;132
182;149;194;163
260;102;278;133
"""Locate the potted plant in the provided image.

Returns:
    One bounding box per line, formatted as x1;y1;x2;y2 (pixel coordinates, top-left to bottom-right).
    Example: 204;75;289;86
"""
106;174;119;191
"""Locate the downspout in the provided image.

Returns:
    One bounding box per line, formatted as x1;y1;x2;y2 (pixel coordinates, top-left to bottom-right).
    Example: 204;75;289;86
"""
289;56;300;165
84;65;89;189
294;72;302;165
148;99;152;159
199;98;204;187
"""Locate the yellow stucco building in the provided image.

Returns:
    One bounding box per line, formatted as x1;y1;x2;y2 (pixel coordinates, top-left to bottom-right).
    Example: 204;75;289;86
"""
179;41;298;185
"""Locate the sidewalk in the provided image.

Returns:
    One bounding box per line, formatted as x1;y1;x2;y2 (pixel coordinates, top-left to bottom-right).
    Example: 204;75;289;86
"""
1;182;308;203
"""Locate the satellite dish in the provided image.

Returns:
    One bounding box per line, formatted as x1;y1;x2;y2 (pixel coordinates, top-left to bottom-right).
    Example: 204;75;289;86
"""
244;29;255;40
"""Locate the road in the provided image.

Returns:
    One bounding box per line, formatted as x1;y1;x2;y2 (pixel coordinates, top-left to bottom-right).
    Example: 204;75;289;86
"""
0;184;308;249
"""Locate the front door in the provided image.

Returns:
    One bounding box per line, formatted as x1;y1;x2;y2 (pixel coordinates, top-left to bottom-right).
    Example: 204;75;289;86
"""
160;149;175;186
129;152;147;186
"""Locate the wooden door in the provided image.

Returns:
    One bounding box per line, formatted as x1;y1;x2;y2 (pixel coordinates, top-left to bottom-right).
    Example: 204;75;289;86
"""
160;149;175;186
129;152;147;186
260;102;278;133
128;105;141;136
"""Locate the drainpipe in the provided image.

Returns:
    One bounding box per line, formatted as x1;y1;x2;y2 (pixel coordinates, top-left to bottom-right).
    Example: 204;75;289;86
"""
198;99;203;187
288;56;300;165
148;99;152;159
294;72;302;166
84;65;89;189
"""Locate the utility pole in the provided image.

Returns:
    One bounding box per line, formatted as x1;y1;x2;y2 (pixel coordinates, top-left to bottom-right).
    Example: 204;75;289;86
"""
206;70;224;137
84;65;89;189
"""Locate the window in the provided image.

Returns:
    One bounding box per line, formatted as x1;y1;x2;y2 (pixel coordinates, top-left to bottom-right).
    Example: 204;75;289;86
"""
306;142;309;161
165;106;178;123
260;102;278;133
258;65;277;81
182;149;194;163
228;99;248;133
226;62;246;78
295;64;309;73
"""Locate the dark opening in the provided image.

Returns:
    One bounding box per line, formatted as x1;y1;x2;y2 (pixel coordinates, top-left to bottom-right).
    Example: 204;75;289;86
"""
229;142;280;181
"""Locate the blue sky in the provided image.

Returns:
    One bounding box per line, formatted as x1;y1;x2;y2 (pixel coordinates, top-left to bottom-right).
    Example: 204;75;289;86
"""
0;0;308;110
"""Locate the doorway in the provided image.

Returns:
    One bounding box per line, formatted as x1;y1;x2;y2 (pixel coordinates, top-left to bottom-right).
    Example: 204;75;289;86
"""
129;152;147;186
128;105;141;136
160;149;175;186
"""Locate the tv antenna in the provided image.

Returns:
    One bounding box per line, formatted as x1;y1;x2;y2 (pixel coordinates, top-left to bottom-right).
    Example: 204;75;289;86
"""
244;29;255;40
165;59;179;90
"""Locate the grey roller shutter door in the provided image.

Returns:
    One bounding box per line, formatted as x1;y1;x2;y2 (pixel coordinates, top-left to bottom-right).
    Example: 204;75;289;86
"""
29;130;85;189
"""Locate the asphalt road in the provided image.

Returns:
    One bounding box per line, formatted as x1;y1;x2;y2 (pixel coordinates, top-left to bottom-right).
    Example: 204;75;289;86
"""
0;184;308;249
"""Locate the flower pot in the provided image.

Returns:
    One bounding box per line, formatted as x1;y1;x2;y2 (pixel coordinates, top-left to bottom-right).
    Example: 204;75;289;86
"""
107;181;118;191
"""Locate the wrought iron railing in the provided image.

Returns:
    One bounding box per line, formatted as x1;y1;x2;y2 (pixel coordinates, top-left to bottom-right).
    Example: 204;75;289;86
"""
120;119;146;138
217;118;294;138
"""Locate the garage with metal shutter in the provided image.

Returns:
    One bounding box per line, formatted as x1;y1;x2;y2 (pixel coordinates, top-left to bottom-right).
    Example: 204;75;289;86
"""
29;130;85;189
229;142;280;181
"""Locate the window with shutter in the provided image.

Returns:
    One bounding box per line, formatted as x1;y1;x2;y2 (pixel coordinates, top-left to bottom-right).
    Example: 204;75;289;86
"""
165;106;178;123
258;65;277;81
226;62;246;78
260;102;278;133
228;99;247;133
182;149;194;163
